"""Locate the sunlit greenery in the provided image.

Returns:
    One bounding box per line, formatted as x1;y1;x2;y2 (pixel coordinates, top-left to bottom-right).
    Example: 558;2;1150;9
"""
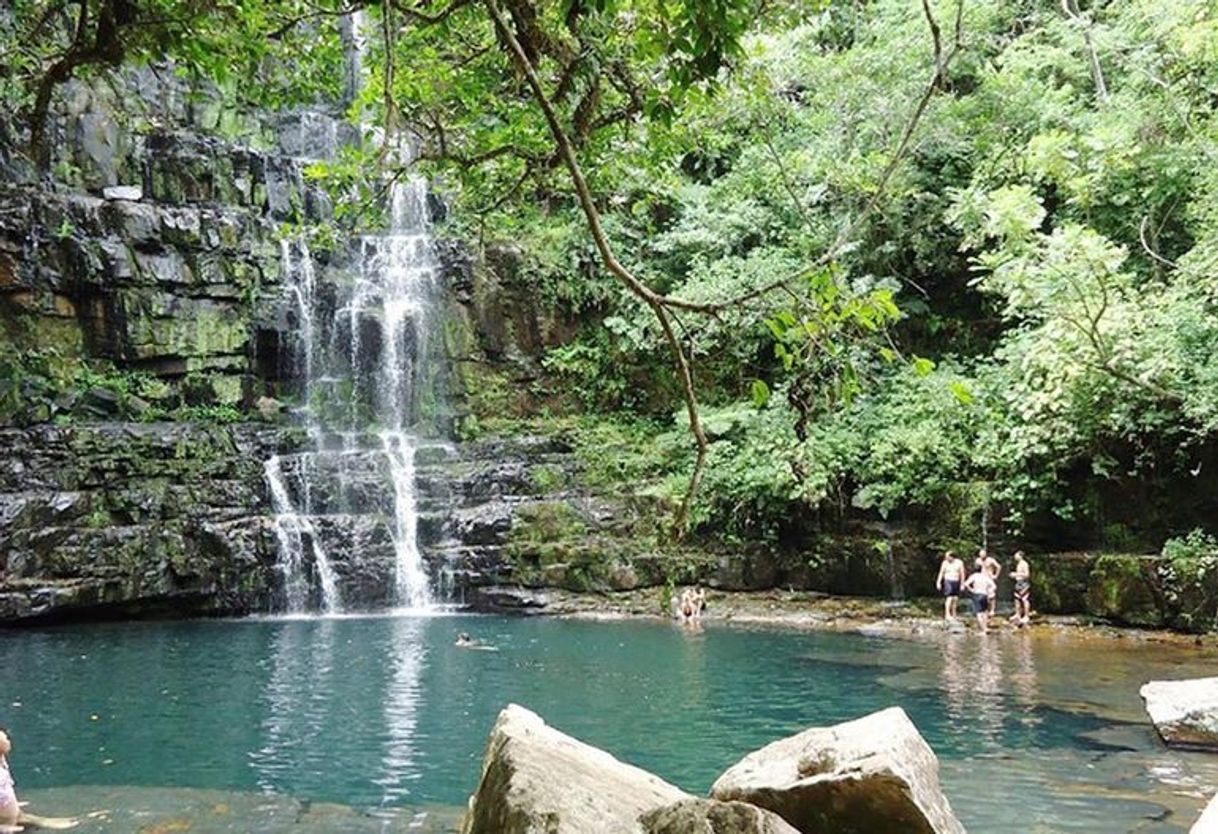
4;0;1217;549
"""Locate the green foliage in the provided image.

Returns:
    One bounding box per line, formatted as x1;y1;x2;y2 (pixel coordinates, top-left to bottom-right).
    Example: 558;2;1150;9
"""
1163;530;1218;583
6;0;1218;563
0;351;62;425
2;0;346;151
659;575;676;616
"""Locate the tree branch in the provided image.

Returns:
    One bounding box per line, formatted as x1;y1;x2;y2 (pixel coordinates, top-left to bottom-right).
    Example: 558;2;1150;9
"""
484;0;709;536
1139;214;1177;275
667;0;968;314
1062;0;1109;102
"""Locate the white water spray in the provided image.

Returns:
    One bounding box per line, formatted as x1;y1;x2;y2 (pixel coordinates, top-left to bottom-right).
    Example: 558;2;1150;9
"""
266;455;341;614
268;175;438;612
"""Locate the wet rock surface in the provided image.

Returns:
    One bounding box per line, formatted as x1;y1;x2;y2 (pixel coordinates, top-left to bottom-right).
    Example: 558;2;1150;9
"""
0;422;301;623
19;784;461;834
640;798;800;834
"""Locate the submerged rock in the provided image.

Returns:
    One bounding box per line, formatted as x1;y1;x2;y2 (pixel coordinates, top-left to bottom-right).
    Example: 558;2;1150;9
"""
710;706;966;834
640;798;800;834
1141;677;1218;749
461;704;688;834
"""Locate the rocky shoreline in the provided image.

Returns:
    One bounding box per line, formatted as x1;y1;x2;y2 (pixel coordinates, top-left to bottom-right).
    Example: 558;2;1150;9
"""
484;585;1218;649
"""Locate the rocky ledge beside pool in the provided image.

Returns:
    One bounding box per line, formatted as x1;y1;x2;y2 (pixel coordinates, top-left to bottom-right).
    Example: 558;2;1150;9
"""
1141;677;1218;750
1140;677;1218;833
459;704;965;834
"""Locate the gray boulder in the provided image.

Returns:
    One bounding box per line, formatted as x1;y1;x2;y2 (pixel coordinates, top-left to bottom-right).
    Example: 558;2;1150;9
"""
710;707;965;834
641;798;800;834
1141;677;1218;749
461;704;688;834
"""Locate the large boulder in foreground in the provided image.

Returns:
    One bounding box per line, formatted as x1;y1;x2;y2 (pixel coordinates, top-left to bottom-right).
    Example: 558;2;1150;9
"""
461;704;689;834
1141;678;1218;749
641;798;800;834
710;707;965;834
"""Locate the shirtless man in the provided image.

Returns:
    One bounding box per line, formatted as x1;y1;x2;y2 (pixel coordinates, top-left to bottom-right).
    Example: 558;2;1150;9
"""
679;589;696;621
691;587;707;618
977;549;1002;616
935;551;965;621
962;566;997;634
1010;551;1031;626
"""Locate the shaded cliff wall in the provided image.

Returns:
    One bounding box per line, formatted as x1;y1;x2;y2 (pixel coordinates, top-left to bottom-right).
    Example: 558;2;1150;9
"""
0;423;303;621
0;67;347;622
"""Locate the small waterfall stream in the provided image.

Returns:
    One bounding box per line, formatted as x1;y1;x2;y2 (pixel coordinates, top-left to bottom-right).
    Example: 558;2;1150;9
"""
267;175;439;614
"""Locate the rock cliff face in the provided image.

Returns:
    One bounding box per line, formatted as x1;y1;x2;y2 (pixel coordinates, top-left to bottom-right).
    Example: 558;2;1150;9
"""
0;422;302;621
0;69;347;413
0;66;352;622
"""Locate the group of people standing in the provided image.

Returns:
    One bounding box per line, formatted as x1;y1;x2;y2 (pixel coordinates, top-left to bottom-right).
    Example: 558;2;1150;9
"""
935;548;1032;634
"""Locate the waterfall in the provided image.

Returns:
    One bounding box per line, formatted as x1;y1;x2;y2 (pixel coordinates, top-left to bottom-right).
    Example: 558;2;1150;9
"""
266;455;341;614
268;175;438;613
358;177;438;610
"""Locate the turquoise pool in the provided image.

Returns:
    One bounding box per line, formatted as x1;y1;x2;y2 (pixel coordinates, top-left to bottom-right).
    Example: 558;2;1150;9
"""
2;614;1216;832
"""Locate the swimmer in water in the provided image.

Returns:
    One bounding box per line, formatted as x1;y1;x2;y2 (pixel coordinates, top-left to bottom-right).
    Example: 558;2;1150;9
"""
455;632;498;651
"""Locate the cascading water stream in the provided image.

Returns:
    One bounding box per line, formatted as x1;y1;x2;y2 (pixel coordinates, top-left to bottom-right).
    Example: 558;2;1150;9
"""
358;178;438;611
266;455;341;614
268;173;439;614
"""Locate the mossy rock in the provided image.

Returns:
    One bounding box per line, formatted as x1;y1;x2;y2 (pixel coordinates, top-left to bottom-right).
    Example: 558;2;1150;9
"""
528;463;567;494
1085;554;1164;627
509;501;588;543
1030;553;1096;615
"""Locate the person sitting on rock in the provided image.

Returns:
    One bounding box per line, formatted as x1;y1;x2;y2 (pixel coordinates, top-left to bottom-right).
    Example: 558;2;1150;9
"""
692;587;707;618
678;589;696;621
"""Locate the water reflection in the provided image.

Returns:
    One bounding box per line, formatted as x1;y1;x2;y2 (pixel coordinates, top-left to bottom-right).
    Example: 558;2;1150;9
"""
1009;634;1042;728
938;633;1013;753
939;633;969;746
249;619;337;794
374;616;429;805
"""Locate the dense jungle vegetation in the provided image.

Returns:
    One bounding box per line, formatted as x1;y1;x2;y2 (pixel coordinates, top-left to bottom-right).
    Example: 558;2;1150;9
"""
4;0;1218;555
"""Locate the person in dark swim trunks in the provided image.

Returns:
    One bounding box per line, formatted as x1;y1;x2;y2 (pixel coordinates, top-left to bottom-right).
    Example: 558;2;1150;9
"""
935;551;966;622
1010;551;1031;627
977;549;1002;616
962;566;997;634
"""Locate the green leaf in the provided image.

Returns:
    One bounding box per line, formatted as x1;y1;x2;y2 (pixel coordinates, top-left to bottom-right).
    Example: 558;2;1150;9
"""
949;380;975;405
751;378;771;407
